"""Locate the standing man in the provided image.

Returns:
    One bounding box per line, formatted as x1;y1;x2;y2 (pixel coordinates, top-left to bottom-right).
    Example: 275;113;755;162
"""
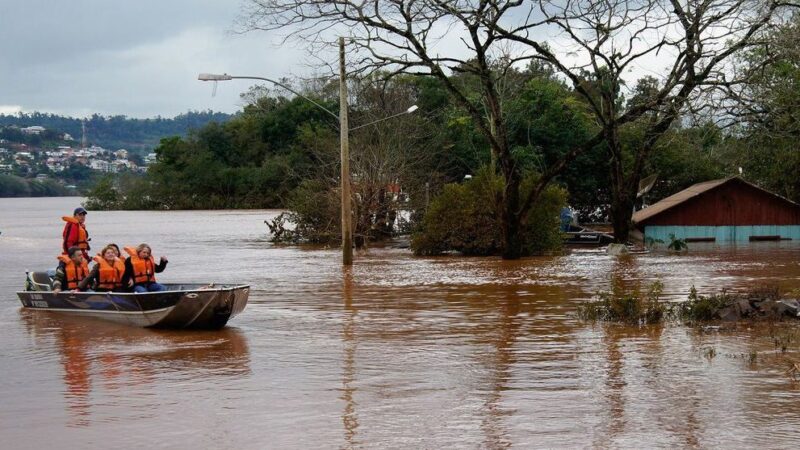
62;207;90;259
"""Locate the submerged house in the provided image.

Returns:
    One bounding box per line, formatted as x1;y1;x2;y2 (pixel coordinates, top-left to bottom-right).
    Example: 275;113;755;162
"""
632;176;800;243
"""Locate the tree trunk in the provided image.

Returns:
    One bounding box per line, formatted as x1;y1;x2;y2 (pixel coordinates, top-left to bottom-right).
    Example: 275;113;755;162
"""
500;156;523;260
610;192;634;244
501;192;522;258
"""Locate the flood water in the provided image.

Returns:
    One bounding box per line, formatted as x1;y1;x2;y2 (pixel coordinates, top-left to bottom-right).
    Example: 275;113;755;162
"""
2;197;800;448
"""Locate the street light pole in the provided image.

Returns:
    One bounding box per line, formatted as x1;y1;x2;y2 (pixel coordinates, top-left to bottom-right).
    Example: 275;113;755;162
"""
339;37;353;266
199;64;417;267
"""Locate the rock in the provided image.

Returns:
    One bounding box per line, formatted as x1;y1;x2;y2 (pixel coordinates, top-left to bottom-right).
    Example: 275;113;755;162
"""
606;243;629;256
736;299;754;317
718;306;740;322
776;300;800;318
754;299;800;319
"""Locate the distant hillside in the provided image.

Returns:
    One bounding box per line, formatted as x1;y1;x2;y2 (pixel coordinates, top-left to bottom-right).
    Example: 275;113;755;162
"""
0;111;235;153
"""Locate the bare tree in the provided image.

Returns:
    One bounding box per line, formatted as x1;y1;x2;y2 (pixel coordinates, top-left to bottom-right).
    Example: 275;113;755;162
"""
239;0;605;259
266;74;435;246
239;0;794;253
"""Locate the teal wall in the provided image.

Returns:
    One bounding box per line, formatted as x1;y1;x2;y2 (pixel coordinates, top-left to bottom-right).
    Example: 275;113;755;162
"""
644;225;800;243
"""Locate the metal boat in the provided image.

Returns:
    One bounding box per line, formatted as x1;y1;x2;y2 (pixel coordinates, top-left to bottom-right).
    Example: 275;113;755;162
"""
17;272;249;329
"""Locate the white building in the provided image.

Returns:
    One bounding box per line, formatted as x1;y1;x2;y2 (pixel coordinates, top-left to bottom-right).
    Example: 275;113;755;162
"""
115;149;128;159
21;126;45;135
90;159;112;172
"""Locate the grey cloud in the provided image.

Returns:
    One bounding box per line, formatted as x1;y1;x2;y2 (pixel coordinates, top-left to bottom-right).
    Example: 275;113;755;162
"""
0;0;235;64
0;0;308;117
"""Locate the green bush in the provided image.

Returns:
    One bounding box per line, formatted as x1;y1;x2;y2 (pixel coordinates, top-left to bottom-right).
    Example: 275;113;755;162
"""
411;167;566;256
84;175;121;210
671;287;735;322
578;281;667;325
268;179;341;244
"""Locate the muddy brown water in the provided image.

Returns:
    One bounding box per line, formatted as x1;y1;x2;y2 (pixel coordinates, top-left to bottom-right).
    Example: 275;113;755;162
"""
2;197;800;448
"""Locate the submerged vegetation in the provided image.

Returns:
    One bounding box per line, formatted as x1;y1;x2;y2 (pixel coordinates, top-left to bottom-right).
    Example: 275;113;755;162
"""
577;281;667;326
411;168;566;256
578;283;798;326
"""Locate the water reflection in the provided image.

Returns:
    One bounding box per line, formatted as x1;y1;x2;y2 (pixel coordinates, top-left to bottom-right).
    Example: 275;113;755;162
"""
19;310;250;427
478;288;517;449
340;267;359;447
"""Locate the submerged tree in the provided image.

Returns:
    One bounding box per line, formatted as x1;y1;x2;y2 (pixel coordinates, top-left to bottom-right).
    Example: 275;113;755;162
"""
238;0;605;259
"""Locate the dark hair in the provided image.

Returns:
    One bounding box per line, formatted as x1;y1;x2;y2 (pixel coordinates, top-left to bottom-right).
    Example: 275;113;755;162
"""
101;245;119;258
67;246;83;258
105;243;121;256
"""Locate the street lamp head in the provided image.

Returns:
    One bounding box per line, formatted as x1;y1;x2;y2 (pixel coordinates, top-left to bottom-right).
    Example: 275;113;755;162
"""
406;105;419;113
198;73;233;81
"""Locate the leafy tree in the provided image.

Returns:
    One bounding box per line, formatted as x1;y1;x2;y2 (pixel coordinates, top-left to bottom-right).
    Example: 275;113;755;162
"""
412;167;566;256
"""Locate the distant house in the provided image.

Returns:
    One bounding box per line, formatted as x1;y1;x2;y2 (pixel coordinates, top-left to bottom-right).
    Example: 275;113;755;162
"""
115;149;128;159
21;126;45;135
119;159;137;170
90;159;112;172
632;176;800;243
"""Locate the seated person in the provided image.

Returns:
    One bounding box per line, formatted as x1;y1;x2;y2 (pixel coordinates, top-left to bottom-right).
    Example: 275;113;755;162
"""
122;243;168;293
53;246;89;293
104;242;121;258
78;244;126;292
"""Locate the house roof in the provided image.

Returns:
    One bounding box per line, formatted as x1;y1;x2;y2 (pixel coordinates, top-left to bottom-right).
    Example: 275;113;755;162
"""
632;176;800;225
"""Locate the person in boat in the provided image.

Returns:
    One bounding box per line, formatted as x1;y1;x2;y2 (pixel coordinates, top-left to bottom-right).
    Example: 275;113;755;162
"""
62;207;90;260
78;244;126;292
105;243;121;258
53;246;89;293
122;243;168;293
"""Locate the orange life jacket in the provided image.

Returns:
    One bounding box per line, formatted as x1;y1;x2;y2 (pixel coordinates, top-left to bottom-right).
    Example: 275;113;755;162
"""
62;216;89;251
93;255;125;290
124;246;157;284
57;254;89;290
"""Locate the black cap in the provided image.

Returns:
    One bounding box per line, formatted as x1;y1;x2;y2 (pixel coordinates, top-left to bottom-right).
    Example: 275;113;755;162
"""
73;207;87;215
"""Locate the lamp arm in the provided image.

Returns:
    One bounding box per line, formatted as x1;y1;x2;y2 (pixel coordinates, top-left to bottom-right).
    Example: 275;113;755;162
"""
230;76;339;120
349;107;416;132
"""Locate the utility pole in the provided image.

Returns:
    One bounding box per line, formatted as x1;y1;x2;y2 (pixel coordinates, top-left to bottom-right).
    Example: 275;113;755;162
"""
339;37;353;266
81;119;87;149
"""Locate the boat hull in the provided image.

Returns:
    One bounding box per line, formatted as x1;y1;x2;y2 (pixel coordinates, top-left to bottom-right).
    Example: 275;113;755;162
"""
16;283;249;329
563;225;616;246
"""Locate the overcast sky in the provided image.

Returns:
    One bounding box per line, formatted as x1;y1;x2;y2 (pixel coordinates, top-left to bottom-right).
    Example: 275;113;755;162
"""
0;0;309;118
1;1;673;120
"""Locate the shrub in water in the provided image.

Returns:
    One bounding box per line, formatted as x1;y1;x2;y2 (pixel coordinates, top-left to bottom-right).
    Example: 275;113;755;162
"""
672;286;737;322
578;281;666;325
411;166;566;256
